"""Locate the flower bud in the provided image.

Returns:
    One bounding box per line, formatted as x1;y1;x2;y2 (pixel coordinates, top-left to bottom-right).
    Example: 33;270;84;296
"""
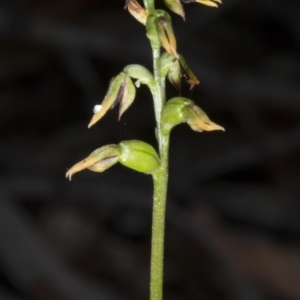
66;145;121;180
125;0;147;25
161;97;192;132
164;0;185;20
161;97;224;133
119;140;160;174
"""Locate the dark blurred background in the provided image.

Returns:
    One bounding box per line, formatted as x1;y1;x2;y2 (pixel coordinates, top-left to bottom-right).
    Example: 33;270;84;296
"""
0;0;300;299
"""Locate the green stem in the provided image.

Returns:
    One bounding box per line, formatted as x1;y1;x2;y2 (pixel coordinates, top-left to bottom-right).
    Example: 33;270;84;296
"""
143;0;155;14
143;1;170;299
150;132;169;300
147;12;170;300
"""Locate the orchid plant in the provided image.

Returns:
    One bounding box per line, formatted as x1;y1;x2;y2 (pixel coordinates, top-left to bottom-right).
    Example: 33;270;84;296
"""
66;0;224;299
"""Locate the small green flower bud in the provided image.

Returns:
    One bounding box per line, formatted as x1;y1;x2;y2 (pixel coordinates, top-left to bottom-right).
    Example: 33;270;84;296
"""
164;0;185;20
161;97;225;133
161;97;192;132
66;145;121;180
119;140;160;174
125;0;147;25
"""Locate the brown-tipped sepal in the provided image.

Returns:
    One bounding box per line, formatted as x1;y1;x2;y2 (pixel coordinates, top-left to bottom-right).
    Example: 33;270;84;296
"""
161;97;224;133
182;104;225;132
88;73;125;128
119;140;160;174
125;0;147;25
164;0;185;20
179;55;200;89
66;145;121;180
182;0;222;8
160;52;200;91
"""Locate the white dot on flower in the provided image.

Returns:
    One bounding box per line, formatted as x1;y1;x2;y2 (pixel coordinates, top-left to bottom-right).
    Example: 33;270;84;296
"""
93;105;102;114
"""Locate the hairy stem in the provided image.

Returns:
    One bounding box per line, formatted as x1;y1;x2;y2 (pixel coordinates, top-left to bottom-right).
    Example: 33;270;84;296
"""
145;3;170;300
151;132;169;300
143;0;170;298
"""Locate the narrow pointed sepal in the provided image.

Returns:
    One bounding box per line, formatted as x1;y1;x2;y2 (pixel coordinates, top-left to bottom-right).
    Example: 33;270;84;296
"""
66;145;121;180
182;104;225;132
125;0;147;25
179;55;200;89
164;0;185;20
183;0;222;8
88;73;125;128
